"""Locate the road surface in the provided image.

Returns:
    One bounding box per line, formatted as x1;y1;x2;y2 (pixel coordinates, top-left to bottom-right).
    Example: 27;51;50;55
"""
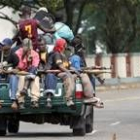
1;87;140;140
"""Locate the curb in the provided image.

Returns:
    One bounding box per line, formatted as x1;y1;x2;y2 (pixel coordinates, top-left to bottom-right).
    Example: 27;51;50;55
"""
96;82;140;92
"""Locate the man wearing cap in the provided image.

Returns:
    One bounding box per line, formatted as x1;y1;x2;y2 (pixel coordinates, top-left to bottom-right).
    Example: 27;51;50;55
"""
0;38;19;109
15;38;40;109
0;38;14;64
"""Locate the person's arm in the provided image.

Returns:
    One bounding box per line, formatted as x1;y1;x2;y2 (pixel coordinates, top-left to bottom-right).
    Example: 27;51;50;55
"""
54;53;71;74
12;24;21;43
7;51;19;68
58;64;70;74
37;20;55;33
12;31;19;42
44;54;53;70
25;51;40;75
32;51;40;67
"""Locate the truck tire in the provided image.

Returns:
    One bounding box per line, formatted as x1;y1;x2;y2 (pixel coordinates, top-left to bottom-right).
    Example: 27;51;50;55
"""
86;106;94;133
0;130;6;136
0;119;7;136
72;116;86;136
8;119;19;133
73;128;86;136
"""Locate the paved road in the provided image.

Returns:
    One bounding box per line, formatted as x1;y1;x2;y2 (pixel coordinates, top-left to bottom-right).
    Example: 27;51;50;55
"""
1;88;140;140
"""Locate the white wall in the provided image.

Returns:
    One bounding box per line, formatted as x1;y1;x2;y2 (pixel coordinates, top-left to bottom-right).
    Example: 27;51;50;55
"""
131;53;140;77
102;55;112;79
86;53;140;79
116;54;127;78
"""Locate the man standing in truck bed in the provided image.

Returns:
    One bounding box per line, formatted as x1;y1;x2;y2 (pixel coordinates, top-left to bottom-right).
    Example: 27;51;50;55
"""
14;6;55;51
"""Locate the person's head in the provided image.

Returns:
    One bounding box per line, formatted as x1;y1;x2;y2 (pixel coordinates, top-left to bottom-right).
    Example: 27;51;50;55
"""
19;6;31;17
22;38;33;53
53;38;67;53
38;35;47;52
55;12;64;22
71;34;86;56
71;34;82;47
0;38;13;52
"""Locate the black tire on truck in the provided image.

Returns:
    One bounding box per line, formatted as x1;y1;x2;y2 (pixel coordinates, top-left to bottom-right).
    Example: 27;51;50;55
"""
85;106;94;133
0;118;7;136
8;118;19;133
72;116;86;136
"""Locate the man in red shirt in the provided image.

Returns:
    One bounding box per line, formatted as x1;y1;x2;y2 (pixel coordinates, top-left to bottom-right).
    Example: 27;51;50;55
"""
15;6;55;51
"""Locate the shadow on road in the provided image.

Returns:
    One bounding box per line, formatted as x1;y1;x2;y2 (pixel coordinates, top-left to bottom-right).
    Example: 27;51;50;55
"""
3;132;73;138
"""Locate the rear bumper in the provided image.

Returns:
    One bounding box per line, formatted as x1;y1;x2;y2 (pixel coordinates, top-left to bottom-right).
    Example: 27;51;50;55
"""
0;101;83;115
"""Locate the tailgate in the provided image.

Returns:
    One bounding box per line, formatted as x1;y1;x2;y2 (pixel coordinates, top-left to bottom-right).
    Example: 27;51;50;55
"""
0;80;84;114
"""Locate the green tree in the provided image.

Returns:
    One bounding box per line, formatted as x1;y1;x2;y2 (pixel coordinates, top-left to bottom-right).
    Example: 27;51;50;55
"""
84;0;140;53
0;0;63;26
0;0;91;34
103;0;139;53
1;0;140;53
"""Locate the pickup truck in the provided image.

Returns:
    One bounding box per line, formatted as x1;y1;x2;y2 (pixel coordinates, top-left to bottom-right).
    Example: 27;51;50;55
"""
0;76;94;136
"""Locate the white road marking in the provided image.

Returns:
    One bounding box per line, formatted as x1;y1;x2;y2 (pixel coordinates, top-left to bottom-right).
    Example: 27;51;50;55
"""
86;130;98;136
110;121;121;126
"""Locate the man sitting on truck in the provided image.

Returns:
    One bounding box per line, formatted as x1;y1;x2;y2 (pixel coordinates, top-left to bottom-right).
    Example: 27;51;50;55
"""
0;38;19;109
67;47;104;108
15;38;40;109
71;34;105;90
38;35;57;108
44;38;76;108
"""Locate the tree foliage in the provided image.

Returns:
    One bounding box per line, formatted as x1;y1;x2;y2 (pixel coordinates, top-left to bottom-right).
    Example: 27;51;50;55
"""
82;0;140;53
0;0;140;53
0;0;90;33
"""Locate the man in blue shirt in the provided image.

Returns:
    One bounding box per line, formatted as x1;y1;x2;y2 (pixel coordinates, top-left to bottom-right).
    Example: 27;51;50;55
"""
68;47;104;108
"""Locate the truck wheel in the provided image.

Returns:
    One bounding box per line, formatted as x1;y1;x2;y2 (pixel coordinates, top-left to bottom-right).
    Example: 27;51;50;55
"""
8;119;19;133
72;116;86;136
73;128;86;136
86;106;94;133
0;130;6;136
0;119;7;136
